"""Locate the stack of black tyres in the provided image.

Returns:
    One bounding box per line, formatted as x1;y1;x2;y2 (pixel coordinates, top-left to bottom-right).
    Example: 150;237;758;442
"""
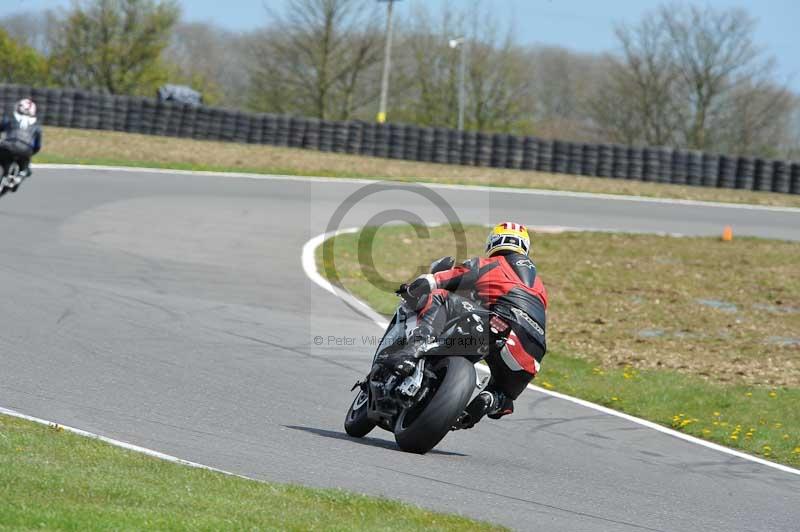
447;130;462;165
360;122;376;156
735;157;755;190
461;131;477;166
389;124;405;159
152;101;170;136
289;117;307;148
551;140;568;174
790;163;800;194
772;160;789;193
274;115;290;147
670;149;688;185
657;148;672;183
717;155;736;189
567;142;582;175
417;127;433;162
72;90;88;129
612;145;628;179
303;118;320;150
754;159;770;192
491;134;508;168
192;106;210;140
521;137;537;170
219;110;236;141
124;96;142;134
581;143;598;177
432;128;448;164
97;93;116;131
507;134;523;169
319;119;334;152
374;123;390;158
234;111;251;143
333;121;348;153
596;143;612;177
402;124;419;161
642;148;660;182
247;113;264;144
475;132;491;167
536;139;553;173
686;151;702;186
346;121;363;154
701;154;719;187
141;97;158;135
177;104;196;138
110;95;127;132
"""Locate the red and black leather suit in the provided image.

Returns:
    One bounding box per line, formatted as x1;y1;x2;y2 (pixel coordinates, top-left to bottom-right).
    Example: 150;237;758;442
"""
417;251;548;400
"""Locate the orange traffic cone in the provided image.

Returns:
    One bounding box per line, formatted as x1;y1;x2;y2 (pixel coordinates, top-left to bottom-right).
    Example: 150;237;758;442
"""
721;225;733;242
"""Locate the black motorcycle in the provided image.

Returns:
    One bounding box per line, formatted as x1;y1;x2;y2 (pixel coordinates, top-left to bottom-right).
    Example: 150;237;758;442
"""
344;256;511;454
0;158;25;195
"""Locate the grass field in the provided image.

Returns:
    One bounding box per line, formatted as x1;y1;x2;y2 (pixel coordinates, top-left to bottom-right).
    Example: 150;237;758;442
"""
318;225;800;466
39;127;800;208
0;414;502;531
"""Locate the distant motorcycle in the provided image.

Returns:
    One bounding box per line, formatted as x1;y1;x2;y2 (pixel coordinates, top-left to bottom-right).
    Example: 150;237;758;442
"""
0;158;26;195
344;256;511;454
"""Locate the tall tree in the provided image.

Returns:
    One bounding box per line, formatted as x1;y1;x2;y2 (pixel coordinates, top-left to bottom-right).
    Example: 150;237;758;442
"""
247;0;382;120
590;3;793;157
0;28;49;86
48;0;179;95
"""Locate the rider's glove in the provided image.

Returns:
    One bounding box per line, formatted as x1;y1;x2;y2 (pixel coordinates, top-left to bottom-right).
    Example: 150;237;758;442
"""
397;274;436;310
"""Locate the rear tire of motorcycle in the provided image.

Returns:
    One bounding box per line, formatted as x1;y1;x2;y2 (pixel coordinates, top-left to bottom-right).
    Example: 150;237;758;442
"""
394;357;475;454
344;389;376;438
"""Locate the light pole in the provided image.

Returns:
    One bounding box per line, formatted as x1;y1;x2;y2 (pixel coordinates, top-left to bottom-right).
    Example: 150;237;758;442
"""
449;37;466;131
377;0;400;124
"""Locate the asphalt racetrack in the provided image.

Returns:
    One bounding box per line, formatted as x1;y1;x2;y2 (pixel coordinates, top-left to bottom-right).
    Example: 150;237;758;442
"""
2;166;799;531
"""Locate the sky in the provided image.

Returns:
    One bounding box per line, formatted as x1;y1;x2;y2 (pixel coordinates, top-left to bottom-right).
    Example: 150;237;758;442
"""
2;0;799;90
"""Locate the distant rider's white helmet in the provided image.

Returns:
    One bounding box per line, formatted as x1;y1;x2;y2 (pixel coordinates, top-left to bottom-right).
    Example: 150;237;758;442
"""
15;98;37;118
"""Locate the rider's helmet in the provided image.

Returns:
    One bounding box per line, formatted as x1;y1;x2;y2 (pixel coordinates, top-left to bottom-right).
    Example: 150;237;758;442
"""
15;98;37;119
485;222;530;257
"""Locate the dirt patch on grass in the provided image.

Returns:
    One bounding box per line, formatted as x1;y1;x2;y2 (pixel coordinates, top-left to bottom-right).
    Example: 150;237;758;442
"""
40;127;800;208
321;226;800;387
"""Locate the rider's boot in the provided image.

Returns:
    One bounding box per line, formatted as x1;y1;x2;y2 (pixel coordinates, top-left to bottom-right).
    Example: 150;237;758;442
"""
372;324;435;378
457;390;513;429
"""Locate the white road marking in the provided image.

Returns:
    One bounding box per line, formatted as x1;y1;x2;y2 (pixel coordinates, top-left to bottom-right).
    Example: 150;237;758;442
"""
0;406;254;481
301;229;800;477
38;163;800;214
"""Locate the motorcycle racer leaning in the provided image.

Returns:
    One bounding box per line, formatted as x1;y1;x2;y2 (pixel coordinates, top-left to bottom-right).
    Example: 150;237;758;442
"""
375;222;548;428
0;98;42;178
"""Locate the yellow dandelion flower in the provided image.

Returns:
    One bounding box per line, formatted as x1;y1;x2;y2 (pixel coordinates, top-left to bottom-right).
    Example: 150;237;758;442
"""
540;381;554;390
611;396;619;402
793;447;800;454
745;392;752;397
783;435;790;440
713;411;721;417
769;391;777;398
774;423;783;429
730;435;738;440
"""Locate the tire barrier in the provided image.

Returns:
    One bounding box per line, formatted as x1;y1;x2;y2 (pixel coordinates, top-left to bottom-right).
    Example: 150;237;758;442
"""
596;143;612;178
3;83;797;194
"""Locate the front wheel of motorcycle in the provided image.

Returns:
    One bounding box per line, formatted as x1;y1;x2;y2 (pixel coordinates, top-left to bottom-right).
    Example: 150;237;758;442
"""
394;356;475;454
344;388;376;438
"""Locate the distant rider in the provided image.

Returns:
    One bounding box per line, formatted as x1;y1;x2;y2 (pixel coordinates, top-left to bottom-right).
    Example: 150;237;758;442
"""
0;98;42;178
377;222;548;428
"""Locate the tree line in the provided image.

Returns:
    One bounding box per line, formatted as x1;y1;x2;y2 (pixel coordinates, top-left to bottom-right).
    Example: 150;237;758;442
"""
1;0;798;159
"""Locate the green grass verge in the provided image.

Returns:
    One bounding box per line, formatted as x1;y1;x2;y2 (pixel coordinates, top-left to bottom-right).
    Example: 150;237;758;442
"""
0;415;503;531
317;225;800;467
38;126;800;208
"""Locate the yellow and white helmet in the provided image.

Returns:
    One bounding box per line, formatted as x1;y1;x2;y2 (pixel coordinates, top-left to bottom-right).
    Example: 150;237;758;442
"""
486;222;530;257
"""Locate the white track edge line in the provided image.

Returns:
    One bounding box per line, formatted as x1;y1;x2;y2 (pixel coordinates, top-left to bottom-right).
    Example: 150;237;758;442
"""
37;163;800;214
0;406;254;481
301;230;800;477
